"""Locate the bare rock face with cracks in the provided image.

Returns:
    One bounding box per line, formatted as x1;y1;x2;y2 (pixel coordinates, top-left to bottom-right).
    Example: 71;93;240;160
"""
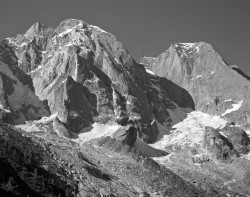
1;19;194;143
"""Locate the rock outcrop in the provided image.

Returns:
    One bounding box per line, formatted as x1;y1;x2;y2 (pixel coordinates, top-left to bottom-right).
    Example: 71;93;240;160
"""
220;125;250;154
0;54;49;124
204;126;235;161
52;117;72;138
203;125;250;161
112;125;137;146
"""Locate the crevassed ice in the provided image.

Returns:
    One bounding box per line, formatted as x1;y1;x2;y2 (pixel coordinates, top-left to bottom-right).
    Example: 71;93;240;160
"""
150;111;227;151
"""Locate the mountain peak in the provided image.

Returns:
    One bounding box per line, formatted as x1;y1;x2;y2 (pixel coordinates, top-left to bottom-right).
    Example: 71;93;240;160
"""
55;18;88;34
25;21;50;37
171;42;212;55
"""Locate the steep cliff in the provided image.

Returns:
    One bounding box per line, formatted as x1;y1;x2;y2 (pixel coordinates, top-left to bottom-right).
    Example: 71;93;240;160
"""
1;19;194;142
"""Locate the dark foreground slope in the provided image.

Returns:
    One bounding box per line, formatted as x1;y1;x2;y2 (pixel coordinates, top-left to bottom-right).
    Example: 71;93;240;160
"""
0;123;214;197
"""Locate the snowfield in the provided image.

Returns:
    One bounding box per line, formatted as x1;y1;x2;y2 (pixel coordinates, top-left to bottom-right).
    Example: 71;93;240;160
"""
150;111;227;151
72;122;166;157
75;122;122;144
15;113;58;133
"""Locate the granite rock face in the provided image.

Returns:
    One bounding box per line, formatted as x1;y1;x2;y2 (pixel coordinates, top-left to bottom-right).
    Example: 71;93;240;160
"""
220;124;250;154
142;42;250;126
204;126;235;161
0;19;194;142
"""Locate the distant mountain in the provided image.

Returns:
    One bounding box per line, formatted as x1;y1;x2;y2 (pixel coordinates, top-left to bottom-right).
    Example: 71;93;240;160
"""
141;42;250;127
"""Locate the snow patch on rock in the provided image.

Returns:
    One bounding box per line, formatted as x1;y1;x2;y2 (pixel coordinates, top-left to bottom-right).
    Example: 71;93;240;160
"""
242;152;250;161
153;152;176;164
89;25;110;34
28;65;43;75
57;28;74;37
15;113;58;132
145;68;155;75
221;100;243;116
178;43;196;50
196;75;204;79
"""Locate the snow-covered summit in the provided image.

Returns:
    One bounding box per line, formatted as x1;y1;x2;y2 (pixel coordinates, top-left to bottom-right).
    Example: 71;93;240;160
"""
55;18;110;37
171;42;210;56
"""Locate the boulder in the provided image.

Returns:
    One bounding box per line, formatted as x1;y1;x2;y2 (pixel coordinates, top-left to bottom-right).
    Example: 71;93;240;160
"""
220;125;250;154
112;125;137;146
203;126;235;161
53;117;72;138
